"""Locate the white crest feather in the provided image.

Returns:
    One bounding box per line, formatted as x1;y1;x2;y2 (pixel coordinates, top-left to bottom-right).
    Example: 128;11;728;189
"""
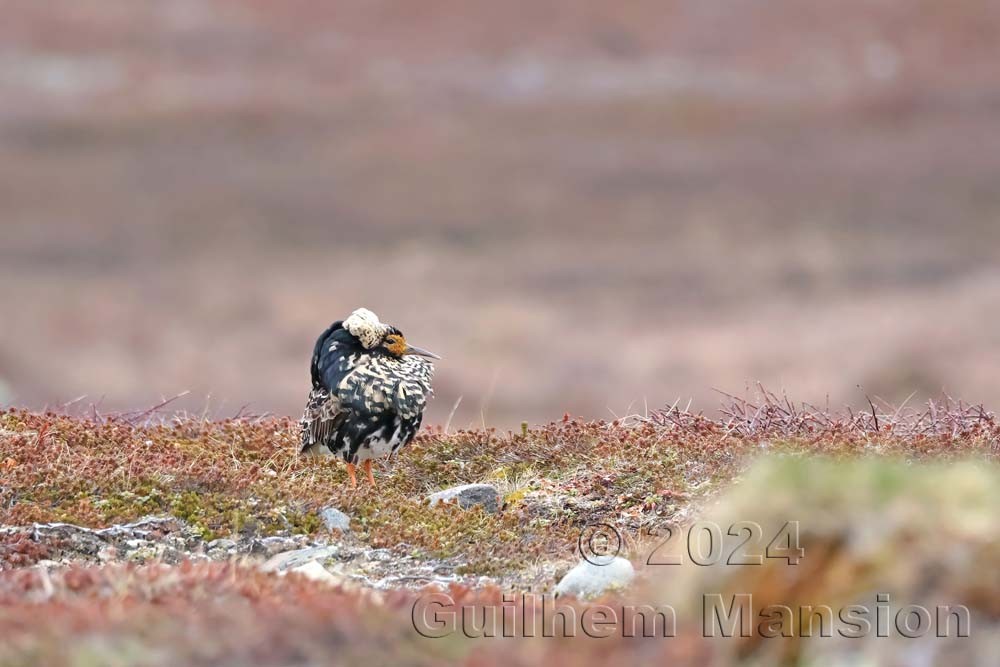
343;308;388;349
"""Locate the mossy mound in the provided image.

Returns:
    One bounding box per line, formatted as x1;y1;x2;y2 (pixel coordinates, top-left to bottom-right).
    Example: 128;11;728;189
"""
656;457;1000;665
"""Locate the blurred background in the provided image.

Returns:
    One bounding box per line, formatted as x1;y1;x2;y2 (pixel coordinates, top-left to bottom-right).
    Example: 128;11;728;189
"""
1;0;999;428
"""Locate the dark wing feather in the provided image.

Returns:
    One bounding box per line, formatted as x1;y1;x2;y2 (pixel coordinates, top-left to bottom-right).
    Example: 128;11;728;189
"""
302;321;354;454
310;320;344;389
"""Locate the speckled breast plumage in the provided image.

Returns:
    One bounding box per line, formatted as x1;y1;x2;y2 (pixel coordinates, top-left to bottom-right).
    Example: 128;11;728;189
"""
300;322;434;463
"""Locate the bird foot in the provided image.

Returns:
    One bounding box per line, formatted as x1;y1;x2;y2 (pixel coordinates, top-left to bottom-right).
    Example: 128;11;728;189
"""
363;459;376;488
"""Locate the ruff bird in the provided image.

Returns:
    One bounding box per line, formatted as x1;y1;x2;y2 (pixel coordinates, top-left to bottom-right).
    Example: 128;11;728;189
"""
300;308;438;487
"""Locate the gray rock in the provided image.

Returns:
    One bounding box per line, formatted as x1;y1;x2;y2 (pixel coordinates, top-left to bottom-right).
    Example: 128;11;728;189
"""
262;545;341;572
251;536;304;557
207;538;237;551
426;484;500;514
125;546;159;564
25;522;107;557
159;546;184;565
97;546;118;562
318;507;351;533
96;516;179;539
553;557;635;599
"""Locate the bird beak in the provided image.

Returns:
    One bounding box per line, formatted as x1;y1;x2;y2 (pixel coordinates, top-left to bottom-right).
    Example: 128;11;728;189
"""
403;344;441;360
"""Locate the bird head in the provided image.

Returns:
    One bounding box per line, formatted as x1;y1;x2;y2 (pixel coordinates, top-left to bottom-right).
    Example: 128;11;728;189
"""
343;308;440;360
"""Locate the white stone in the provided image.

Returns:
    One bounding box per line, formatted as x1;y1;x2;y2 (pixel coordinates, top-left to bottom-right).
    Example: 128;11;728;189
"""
291;560;343;585
318;507;351;533
554;557;635;599
262;545;340;572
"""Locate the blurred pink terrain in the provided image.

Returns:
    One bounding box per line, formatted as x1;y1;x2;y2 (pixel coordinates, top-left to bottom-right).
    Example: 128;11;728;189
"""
1;0;999;426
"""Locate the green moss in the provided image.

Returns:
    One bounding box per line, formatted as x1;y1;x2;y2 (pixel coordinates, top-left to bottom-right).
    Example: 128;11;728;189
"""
504;488;530;506
0;413;23;431
168;491;214;539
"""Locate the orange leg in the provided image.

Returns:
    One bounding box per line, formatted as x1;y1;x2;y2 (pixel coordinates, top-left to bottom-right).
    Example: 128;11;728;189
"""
363;459;376;487
346;462;358;488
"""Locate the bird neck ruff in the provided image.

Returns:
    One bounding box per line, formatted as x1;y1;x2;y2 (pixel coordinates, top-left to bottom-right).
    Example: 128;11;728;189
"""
343;308;389;349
